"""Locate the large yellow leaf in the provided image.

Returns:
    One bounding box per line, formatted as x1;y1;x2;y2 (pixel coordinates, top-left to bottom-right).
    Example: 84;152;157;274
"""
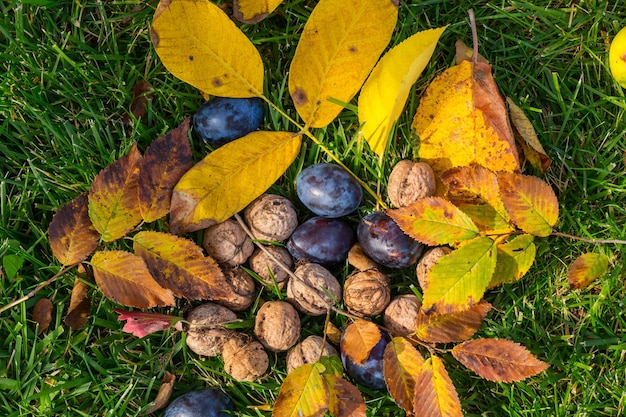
91;250;176;308
452;338;549;383
273;362;329;417
497;172;559;237
288;0;398;128
359;26;446;157
233;0;282;24
413;356;463;417
489;234;536;288
132;231;229;300
383;337;425;414
415;300;491;344
422;236;497;314
88;144;143;243
170;131;301;233
413;60;520;191
567;252;609;290
151;0;264;97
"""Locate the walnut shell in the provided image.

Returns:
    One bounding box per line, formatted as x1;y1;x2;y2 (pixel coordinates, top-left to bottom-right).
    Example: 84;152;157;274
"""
254;301;301;351
244;194;298;242
286;335;339;373
416;246;452;292
203;219;254;266
347;243;379;271
287;263;341;316
387;160;436;208
217;266;257;312
383;294;422;337
222;334;269;382
248;245;293;289
185;303;238;357
343;269;391;317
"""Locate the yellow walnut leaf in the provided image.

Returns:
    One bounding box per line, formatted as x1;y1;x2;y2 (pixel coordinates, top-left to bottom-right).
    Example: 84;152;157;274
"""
170;131;301;234
415;300;492;344
413;356;463;417
151;0;264;97
489;234;536;288
567;252;609;290
507;98;551;173
289;0;398;128
273;362;329;417
383;337;425;414
233;0;282;24
413;60;520;191
359;26;446;157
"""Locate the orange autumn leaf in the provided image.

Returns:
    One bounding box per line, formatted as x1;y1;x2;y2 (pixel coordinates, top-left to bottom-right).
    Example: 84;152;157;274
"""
340;319;382;366
325;374;366;417
413;356;463;417
413;59;520;193
383;337;425;413
567;252;609;290
415;300;492;344
452;338;549;383
33;298;53;335
507;97;552;173
63;275;92;330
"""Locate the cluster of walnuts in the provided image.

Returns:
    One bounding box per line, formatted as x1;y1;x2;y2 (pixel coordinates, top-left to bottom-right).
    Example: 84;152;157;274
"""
185;160;443;382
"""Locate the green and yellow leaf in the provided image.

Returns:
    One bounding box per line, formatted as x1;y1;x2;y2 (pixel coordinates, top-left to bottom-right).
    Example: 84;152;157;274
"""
415;300;491;344
289;0;397;128
413;356;463;417
422;236;497;314
170;131;301;233
272;362;329;417
359;26;446;157
489;234;536;288
151;0;264;97
507;98;551;173
387;197;479;246
567;252;609;289
383;337;425;413
90;250;175;308
452;338;549;383
497;172;559;237
88;144;143;242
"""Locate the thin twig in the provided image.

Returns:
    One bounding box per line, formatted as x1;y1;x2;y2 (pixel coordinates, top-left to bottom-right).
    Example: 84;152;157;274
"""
551;231;626;245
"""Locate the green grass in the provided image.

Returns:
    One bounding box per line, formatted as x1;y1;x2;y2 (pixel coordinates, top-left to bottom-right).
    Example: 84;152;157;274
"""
1;0;625;416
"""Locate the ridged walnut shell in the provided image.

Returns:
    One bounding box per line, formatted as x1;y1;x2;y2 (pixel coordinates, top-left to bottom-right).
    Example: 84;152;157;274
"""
416;246;452;292
254;301;301;352
248;245;293;289
286;335;338;373
203;219;254;266
383;294;422;337
343;269;391;317
222;334;269;382
287;263;341;316
387;160;436;207
244;194;298;242
218;266;257;312
185;303;238;357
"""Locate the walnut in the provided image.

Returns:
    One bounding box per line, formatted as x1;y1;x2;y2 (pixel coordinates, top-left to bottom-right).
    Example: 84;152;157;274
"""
222;334;269;382
248;245;293;289
244;194;298;242
383;294;422;337
254;301;301;351
387;160;436;207
343;269;391;317
287;263;341;316
347;243;378;271
416;246;452;292
286;335;338;373
217;266;257;312
185;303;238;357
203;219;254;266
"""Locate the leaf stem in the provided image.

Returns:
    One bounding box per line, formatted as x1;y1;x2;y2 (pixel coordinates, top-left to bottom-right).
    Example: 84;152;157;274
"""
551;231;626;245
259;96;387;209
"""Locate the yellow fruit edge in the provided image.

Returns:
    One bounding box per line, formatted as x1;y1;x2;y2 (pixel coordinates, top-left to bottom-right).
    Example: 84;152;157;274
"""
609;26;626;89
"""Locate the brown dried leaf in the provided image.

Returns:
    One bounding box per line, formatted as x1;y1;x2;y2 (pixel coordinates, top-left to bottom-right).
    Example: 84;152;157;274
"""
452;338;549;382
88;144;143;242
145;371;176;414
383;337;424;413
416;300;491;344
413;356;463;417
325;374;366;417
48;192;100;266
33;298;53;335
123;81;153;124
138;118;193;223
91;250;176;308
507;98;551;173
63;276;91;330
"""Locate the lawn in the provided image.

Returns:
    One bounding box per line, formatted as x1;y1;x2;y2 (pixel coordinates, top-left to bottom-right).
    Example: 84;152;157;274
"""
1;0;625;416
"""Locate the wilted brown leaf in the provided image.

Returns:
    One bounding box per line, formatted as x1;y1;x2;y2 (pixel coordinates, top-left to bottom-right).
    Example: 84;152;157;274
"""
325;374;366;417
452;338;549;382
341;319;382;366
145;371;176;414
48;192;100;266
122;81;153;124
567;252;609;290
33;298;53;335
88;144;143;242
138;119;193;223
413;356;463;417
63;275;91;330
507;98;551;173
415;300;491;344
383;337;424;413
91;250;175;308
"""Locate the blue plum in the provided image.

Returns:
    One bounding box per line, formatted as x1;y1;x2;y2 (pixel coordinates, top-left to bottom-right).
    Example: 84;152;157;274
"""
287;217;356;265
357;211;424;268
193;97;264;147
296;163;362;218
163;388;233;417
340;322;391;390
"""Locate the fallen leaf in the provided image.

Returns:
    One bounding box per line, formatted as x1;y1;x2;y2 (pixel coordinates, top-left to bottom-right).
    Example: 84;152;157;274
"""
489;234;536;288
123;81;153;124
340;319;382;366
325;374;366;417
507;98;551;173
567;252;609;289
413;356;463;417
232;0;282;24
452;338;549;382
91;250;176;308
272;362;329;417
289;0;398;128
359;26;446;156
145;371;176;414
383;337;425;413
48;192;100;265
151;0;264;97
2;254;24;281
63;274;91;330
415;300;491;344
88;144;143;242
170;131;301;233
138;118;193;223
115;308;182;338
33;298;53;335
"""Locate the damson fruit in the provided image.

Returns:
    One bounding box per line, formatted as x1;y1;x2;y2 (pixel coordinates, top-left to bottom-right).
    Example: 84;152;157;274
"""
296;163;363;218
163;388;233;417
357;211;424;268
287;217;356;265
192;97;264;147
340;322;391;390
